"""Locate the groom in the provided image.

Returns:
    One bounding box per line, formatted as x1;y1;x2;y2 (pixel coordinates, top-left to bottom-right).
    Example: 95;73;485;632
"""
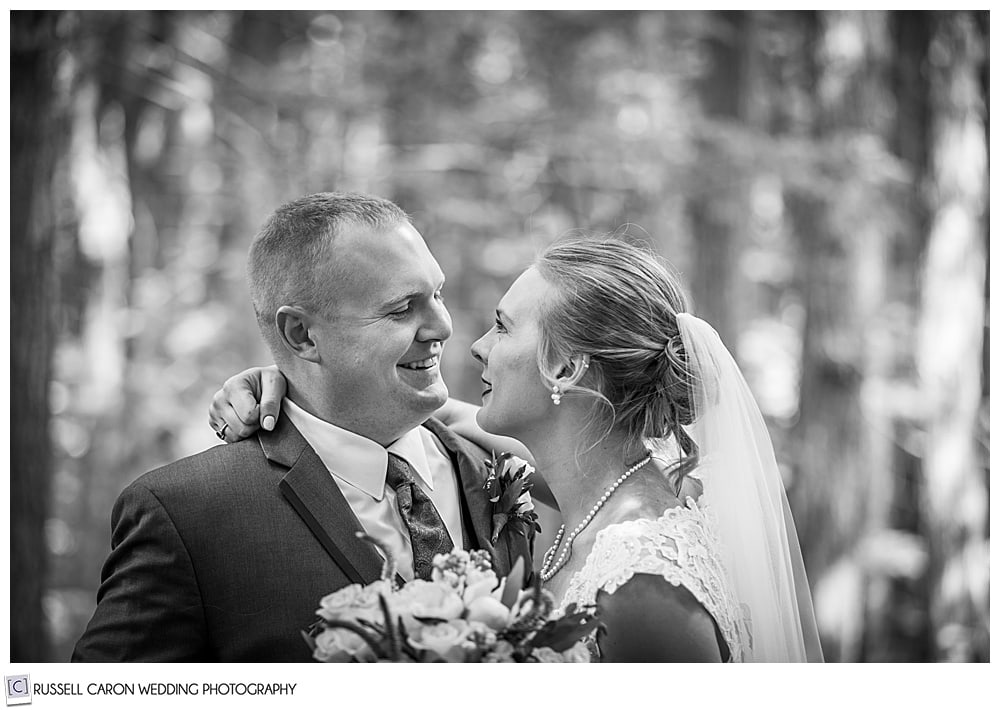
73;192;533;661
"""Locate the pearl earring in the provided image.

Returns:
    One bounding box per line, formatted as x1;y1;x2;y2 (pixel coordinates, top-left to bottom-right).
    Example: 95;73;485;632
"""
551;386;562;406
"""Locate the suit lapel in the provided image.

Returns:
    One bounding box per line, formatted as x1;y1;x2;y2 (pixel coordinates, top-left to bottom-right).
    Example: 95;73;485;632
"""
262;416;384;585
421;418;510;573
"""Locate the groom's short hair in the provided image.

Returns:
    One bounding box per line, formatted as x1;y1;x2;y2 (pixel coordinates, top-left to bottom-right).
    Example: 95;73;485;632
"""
246;191;410;351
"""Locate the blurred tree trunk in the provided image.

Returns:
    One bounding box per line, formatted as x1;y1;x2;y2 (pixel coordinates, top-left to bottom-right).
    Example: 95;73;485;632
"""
882;9;935;661
787;9;858;580
917;10;989;661
786;11;894;661
687;11;750;346
10;10;69;661
40;14;143;661
530;12;601;227
38;9;133;620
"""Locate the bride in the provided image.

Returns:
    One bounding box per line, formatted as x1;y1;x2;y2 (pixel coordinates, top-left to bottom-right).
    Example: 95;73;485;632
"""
211;237;823;662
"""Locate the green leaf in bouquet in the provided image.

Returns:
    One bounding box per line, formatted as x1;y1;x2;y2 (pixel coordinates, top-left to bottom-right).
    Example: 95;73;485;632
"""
378;593;402;661
354;617;382;633
394;621;423;662
527;604;602;653
305;617;325;636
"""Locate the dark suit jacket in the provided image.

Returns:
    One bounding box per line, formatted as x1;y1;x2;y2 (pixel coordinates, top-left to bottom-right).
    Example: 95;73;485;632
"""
72;416;533;662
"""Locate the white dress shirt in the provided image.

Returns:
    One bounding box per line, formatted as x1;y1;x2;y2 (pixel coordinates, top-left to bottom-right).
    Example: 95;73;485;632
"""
282;398;465;581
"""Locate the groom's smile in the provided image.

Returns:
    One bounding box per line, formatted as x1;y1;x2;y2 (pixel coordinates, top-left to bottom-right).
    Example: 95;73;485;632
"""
397;351;443;386
398;354;441;371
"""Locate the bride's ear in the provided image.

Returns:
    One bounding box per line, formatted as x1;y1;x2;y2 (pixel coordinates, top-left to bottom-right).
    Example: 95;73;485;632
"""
553;354;591;390
275;306;321;363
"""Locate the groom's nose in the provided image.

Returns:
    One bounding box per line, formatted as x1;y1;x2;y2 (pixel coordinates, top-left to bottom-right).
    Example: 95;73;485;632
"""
417;296;452;343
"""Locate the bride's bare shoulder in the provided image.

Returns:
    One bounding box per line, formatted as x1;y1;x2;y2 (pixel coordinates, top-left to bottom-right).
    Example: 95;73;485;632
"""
603;465;685;524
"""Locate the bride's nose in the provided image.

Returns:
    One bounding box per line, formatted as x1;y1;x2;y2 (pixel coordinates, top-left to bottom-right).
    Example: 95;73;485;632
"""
471;332;489;366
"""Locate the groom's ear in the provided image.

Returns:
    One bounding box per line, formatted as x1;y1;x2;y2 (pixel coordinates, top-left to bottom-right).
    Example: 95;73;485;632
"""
275;306;321;363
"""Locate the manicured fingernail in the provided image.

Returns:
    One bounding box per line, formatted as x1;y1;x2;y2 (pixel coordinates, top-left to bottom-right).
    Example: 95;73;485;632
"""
263;416;275;431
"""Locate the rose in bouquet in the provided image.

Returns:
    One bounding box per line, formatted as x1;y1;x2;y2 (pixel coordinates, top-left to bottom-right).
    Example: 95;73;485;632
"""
305;540;599;663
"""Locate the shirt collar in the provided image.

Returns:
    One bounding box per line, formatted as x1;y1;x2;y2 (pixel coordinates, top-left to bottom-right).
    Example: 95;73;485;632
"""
281;398;435;500
387;427;436;492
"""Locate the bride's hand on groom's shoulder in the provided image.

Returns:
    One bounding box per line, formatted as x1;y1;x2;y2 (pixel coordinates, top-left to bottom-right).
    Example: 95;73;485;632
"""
209;365;286;443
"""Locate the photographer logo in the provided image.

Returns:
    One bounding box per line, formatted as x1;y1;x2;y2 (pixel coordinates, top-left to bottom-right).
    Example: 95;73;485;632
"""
4;676;31;706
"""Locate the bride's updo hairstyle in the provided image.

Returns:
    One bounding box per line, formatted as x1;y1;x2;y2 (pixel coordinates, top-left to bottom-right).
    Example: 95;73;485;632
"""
535;236;699;489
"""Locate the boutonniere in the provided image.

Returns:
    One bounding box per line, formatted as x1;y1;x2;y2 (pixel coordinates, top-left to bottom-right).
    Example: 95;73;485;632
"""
483;452;541;545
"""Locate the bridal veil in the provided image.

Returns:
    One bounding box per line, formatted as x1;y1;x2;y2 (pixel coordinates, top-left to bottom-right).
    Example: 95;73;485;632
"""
677;312;824;662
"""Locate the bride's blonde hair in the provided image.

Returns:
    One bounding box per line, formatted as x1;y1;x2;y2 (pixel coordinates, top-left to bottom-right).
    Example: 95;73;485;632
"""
535;236;699;491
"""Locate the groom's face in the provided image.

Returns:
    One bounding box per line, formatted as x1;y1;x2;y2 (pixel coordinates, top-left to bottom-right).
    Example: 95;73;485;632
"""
309;222;452;441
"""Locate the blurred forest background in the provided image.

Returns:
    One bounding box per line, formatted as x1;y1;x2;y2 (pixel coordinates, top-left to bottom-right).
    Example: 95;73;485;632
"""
10;10;989;662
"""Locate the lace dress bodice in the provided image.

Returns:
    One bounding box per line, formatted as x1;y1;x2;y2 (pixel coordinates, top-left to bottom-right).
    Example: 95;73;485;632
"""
558;498;752;662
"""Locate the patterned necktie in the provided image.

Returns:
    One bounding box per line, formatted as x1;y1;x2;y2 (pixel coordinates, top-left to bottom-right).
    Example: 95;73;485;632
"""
385;453;455;580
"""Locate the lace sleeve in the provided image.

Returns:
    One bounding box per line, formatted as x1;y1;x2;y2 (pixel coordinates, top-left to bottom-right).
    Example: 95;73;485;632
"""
561;500;751;662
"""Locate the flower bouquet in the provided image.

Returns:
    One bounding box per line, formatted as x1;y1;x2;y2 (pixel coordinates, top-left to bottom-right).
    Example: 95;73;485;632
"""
304;540;599;663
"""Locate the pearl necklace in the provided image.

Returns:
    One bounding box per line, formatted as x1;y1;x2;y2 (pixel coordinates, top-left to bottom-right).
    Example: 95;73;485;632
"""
540;453;652;581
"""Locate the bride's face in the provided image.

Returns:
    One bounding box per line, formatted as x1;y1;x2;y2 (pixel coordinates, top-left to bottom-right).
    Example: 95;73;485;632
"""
471;267;556;438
